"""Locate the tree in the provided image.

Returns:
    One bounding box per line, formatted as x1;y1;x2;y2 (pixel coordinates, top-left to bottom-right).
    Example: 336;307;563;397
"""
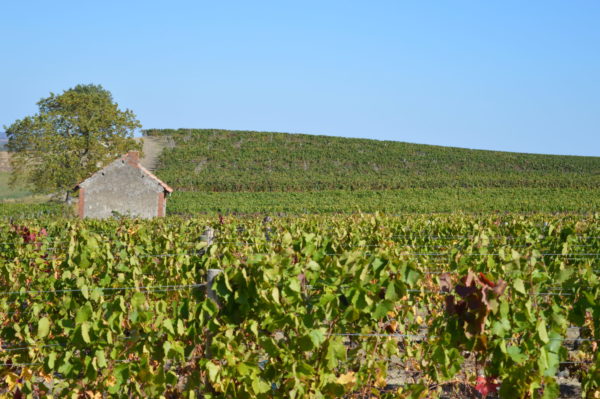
5;84;142;200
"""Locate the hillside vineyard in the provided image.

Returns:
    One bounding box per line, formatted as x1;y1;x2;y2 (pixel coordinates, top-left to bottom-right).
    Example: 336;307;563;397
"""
145;129;600;192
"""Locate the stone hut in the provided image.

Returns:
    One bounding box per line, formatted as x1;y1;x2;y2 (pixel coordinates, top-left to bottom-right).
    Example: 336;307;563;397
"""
75;151;173;219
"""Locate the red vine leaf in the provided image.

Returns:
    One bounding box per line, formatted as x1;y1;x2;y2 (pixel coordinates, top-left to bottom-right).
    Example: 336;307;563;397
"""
474;375;500;396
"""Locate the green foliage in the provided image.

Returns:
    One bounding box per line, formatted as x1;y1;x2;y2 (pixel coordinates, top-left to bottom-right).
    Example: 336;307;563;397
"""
0;171;32;200
168;188;600;215
0;202;65;218
145;128;600;191
0;214;599;398
5;84;142;196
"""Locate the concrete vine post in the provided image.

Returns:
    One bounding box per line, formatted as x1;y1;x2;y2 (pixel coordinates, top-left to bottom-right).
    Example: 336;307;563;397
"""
201;227;221;392
206;268;222;308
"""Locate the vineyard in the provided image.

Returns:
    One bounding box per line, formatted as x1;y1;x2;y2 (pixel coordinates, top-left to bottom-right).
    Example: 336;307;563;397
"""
168;188;600;215
4;128;600;216
1;214;599;398
144;129;600;192
136;128;600;216
7;188;600;218
0;204;65;219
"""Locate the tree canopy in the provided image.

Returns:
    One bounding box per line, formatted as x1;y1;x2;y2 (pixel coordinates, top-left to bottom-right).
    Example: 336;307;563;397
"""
5;84;142;197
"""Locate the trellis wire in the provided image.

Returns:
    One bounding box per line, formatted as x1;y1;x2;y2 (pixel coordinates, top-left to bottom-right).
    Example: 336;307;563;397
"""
0;283;206;296
331;333;599;342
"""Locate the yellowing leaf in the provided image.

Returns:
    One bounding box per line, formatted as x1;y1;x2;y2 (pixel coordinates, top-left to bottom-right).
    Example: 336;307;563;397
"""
81;322;92;343
37;317;50;338
271;287;280;304
337;371;356;386
5;372;20;390
163;319;175;335
39;371;53;383
252;378;271;394
512;279;526;295
86;391;102;399
105;375;116;387
20;367;33;381
206;362;220;382
95;349;107;368
537;321;549;344
375;369;386;388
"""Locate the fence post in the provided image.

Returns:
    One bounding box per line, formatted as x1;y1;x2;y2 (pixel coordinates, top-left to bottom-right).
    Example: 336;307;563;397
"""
206;268;222;307
199;227;219;306
204;268;222;393
200;227;220;394
201;227;215;246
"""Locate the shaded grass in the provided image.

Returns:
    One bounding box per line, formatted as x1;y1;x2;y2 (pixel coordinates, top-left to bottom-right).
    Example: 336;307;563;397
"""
0;172;32;200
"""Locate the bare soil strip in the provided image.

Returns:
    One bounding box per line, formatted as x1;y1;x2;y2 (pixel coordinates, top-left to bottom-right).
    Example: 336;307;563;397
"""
136;136;167;171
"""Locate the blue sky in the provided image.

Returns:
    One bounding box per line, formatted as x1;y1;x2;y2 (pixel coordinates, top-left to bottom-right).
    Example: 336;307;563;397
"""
1;1;599;155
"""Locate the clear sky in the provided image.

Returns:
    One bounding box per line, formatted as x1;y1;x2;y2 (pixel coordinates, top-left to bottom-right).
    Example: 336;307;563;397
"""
1;1;599;155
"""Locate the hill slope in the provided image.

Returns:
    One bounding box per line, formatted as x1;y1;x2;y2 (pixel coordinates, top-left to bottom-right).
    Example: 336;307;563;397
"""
145;129;600;192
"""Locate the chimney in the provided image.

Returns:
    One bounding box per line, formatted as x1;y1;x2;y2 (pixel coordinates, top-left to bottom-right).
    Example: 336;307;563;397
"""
126;151;140;166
